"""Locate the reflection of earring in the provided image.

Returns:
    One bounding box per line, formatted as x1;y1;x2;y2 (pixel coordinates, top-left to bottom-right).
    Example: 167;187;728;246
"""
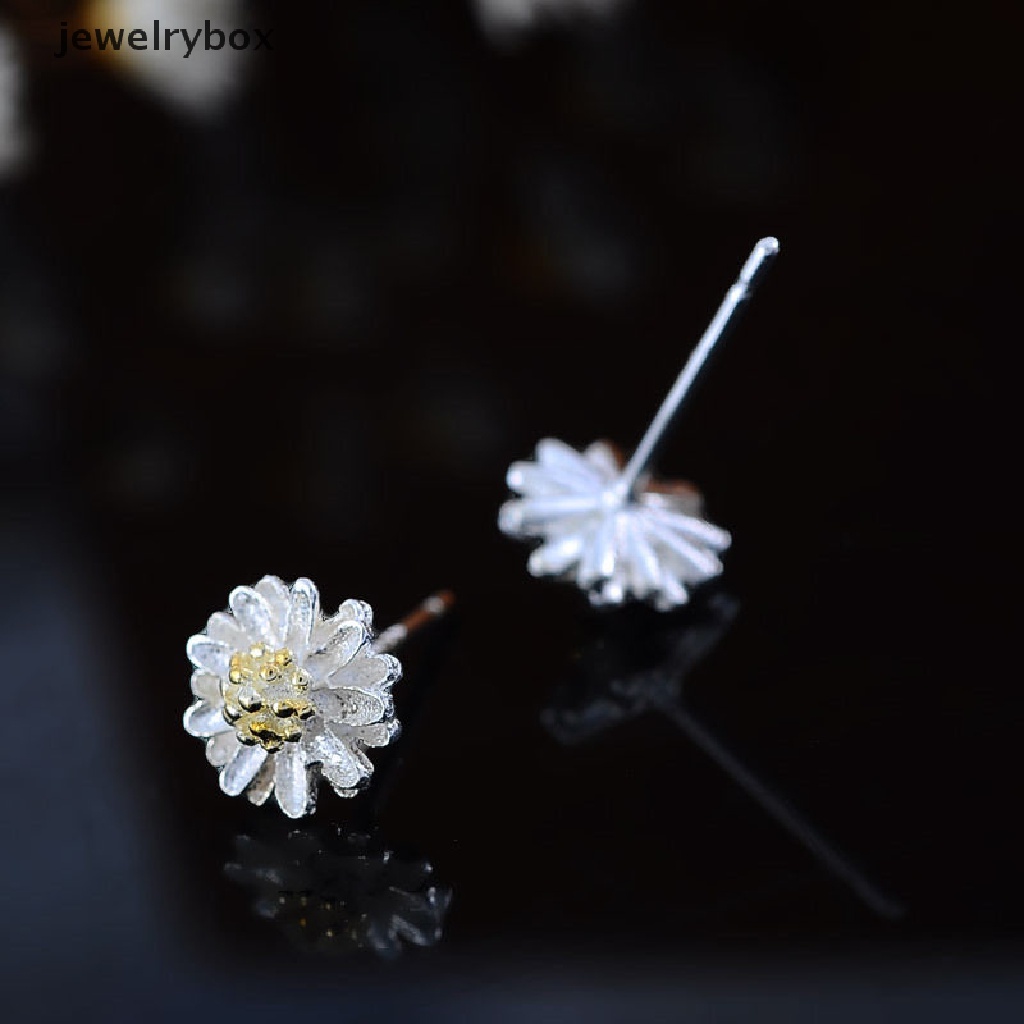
544;593;903;919
543;591;740;744
225;827;451;958
500;238;779;610
184;577;451;818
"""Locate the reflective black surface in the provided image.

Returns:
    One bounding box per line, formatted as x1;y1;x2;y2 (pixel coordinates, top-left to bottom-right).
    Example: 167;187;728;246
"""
1;1;1020;1020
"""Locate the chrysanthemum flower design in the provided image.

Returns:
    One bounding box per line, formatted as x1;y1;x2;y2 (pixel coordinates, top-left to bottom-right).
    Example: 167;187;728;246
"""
184;577;401;818
499;439;730;610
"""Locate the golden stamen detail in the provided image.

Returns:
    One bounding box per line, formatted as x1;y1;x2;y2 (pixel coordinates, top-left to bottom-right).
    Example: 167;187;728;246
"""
222;644;315;752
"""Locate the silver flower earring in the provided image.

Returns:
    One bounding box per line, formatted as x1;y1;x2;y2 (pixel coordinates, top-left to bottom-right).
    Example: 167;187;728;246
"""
500;237;780;610
184;577;451;818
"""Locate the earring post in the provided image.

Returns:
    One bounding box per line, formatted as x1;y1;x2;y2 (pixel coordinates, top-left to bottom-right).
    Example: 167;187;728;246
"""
615;237;780;499
375;590;455;654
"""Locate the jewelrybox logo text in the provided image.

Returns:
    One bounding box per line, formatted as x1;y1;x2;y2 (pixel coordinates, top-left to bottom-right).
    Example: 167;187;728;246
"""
53;20;273;58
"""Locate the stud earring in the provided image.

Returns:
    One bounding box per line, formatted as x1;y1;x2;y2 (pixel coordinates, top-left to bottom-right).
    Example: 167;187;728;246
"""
184;577;452;818
500;237;779;610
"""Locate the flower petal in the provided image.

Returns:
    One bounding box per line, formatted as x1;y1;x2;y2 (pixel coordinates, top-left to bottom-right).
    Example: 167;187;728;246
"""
186;635;231;676
246;757;276;806
229;586;277;646
254;575;291;640
536;438;605;490
310;612;339;649
190;671;222;702
321;766;362;796
333;652;400;693
220;744;268;797
311;600;374;649
620;514;663;596
312;687;386;727
204;611;248;650
309;727;372;793
305;621;367;682
643;516;723;579
656;572;688;609
576;513;617;586
528;533;584;577
338;598;374;628
647;508;731;551
583;441;622;479
284;577;319;659
206;731;240;767
183;700;230;737
355;720;399;748
274;743;310;819
507;461;573;497
499;494;602;537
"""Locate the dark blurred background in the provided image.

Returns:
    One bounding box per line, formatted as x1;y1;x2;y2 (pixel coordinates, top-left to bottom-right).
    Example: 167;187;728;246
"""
1;1;1020;1021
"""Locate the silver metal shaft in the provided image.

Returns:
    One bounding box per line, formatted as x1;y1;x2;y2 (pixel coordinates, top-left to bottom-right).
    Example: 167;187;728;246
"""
616;237;780;498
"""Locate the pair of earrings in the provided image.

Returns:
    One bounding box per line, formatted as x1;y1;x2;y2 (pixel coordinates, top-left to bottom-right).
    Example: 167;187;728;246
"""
184;238;780;818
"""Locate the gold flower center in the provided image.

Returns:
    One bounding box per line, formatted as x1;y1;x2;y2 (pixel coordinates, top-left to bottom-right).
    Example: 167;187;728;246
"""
222;644;315;752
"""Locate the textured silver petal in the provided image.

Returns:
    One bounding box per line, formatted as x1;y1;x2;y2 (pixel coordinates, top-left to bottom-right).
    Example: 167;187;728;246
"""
310;728;371;794
642;515;723;579
310;604;372;654
332;652;400;693
499;494;602;536
220;745;268;797
620;514;663;596
575;513;617;587
655;572;689;610
206;731;240;767
497;499;527;536
183;699;231;737
356;721;400;748
255;576;291;641
285;577;319;659
536;438;604;489
306;622;368;682
246;757;276;806
229;586;278;646
311;609;345;648
582;441;621;479
312;687;387;728
205;611;249;649
337;599;374;630
528;533;585;577
321;771;361;798
190;671;222;702
274;743;310;819
186;635;231;676
507;461;578;496
644;506;731;550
